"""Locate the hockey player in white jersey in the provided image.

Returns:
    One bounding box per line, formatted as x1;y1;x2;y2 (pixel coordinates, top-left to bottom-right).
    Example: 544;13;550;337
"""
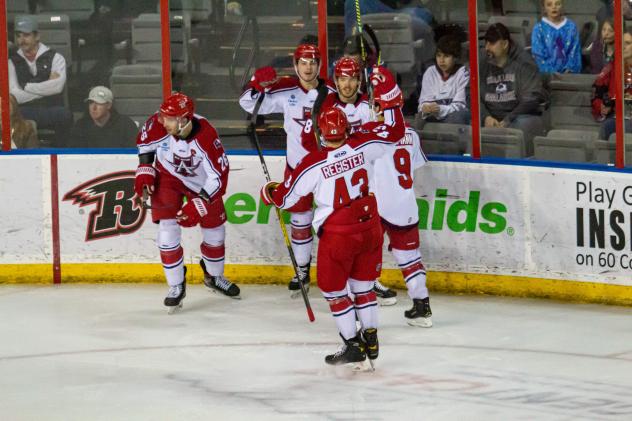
370;68;433;327
261;105;405;369
326;57;372;131
239;43;327;296
135;93;240;313
301;59;399;305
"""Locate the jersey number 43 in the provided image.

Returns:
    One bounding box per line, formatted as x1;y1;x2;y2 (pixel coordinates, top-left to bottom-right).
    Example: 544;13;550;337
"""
333;168;369;209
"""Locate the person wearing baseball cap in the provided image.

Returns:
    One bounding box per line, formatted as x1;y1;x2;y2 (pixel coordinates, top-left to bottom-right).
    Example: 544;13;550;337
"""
9;15;73;147
479;23;548;156
68;86;137;148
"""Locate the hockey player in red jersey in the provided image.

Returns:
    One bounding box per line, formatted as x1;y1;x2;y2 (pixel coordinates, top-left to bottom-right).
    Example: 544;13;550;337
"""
134;92;240;313
369;67;433;327
239;43;330;297
301;61;400;305
260;106;404;369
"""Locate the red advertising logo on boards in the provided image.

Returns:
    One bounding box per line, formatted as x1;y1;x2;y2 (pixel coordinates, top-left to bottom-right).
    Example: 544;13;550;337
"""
63;171;147;241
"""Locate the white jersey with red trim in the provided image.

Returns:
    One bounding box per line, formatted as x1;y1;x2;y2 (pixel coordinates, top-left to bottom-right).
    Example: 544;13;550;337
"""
136;113;229;199
323;92;372;132
372;127;427;227
269;122;404;233
239;77;334;168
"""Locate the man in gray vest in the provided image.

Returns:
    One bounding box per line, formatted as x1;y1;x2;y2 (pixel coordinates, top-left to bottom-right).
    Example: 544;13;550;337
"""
8;15;72;147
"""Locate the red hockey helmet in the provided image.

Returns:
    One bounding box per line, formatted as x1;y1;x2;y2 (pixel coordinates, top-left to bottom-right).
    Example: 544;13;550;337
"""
334;57;361;79
370;66;403;110
318;107;349;142
159;92;194;120
294;43;321;63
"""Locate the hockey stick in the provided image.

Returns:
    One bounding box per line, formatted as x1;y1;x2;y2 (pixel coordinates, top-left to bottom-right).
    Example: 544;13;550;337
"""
248;92;316;323
310;79;329;150
362;23;382;66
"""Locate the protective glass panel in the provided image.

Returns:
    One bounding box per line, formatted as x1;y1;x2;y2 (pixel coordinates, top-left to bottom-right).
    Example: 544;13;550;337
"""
478;0;603;162
8;0;160;149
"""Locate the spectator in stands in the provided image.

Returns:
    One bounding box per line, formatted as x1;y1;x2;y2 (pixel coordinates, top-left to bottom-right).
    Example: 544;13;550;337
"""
418;35;470;125
591;29;632;140
596;0;632;31
531;0;581;74
1;94;39;149
68;86;138;148
481;23;547;154
344;0;433;41
8;15;72;147
589;18;615;74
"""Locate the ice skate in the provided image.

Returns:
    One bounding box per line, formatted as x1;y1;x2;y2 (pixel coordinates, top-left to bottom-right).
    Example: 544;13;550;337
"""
200;259;241;299
373;280;397;306
325;334;373;371
405;297;433;327
164;267;187;314
288;262;310;299
362;328;379;360
164;282;186;314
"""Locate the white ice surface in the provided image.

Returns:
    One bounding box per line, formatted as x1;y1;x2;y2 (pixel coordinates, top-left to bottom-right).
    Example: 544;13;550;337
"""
1;284;632;421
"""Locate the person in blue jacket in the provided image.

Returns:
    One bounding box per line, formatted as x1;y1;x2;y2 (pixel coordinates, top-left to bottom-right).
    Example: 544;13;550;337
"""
531;0;581;74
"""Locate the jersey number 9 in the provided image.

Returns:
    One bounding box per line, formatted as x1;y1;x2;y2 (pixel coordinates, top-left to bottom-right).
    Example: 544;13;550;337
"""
393;148;413;189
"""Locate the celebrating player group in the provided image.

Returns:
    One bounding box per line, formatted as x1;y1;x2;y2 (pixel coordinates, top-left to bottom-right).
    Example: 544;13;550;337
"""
133;42;432;370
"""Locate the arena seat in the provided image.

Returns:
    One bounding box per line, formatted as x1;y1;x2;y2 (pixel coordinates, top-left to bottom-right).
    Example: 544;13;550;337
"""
418;123;471;155
37;0;92;24
594;135;632;164
35;14;72;66
548;73;599;131
110;64;163;126
362;12;431;101
131;13;199;74
533;136;591;162
481;127;526;158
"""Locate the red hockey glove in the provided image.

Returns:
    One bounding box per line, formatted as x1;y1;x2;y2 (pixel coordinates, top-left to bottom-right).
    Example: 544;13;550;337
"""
250;66;277;92
176;197;209;227
260;181;280;206
134;164;156;197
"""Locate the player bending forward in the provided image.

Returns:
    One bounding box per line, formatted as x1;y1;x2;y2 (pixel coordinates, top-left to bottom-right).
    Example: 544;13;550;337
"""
134;93;240;313
369;67;433;327
240;43;328;297
261;106;404;369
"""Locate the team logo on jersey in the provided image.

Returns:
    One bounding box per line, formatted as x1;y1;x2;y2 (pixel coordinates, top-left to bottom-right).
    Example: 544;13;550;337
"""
292;107;312;128
167;150;201;177
63;171;147;242
288;94;298;106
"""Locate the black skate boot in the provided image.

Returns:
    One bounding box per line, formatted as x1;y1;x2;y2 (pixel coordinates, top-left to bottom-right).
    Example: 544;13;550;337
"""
362;328;379;360
373;280;397;306
405;297;433;327
288;261;310;299
164;267;187;314
325;334;372;371
200;259;241;299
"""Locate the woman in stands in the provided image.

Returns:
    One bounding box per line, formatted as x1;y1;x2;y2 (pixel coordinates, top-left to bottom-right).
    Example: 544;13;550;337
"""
531;0;581;74
589;18;615;74
591;28;632;140
1;94;39;149
417;35;470;126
